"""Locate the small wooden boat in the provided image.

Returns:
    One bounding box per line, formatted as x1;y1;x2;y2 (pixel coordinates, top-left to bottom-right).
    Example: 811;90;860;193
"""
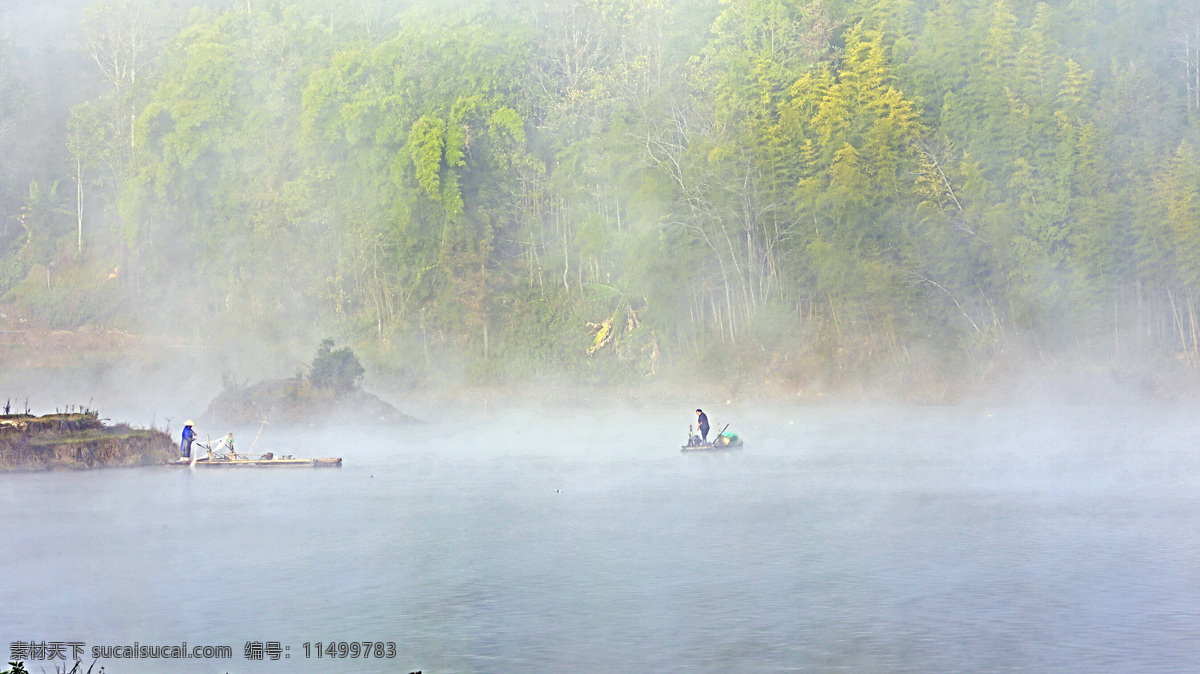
681;423;743;452
680;440;742;452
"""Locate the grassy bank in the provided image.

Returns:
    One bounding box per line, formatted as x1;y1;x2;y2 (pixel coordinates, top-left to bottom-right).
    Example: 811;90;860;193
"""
0;410;174;471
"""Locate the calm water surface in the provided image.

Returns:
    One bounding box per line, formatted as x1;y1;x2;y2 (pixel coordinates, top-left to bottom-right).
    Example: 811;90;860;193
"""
2;403;1199;672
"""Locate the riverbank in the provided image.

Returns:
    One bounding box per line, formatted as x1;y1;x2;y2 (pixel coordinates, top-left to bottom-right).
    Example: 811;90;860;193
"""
0;320;1197;429
0;411;174;472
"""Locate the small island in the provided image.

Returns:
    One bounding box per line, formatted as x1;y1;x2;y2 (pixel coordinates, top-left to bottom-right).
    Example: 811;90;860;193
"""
202;340;419;427
0;408;173;472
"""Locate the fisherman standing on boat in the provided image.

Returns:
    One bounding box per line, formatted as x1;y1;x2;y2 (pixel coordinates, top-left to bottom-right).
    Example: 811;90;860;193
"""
180;420;197;460
696;409;710;443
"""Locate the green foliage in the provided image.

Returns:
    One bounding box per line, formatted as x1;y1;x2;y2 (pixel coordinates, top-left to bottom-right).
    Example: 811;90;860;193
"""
492;290;588;380
5;0;1200;388
309;338;365;393
408;115;447;200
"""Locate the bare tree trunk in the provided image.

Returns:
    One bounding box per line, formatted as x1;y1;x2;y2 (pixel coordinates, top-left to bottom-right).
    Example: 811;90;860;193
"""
480;259;489;360
372;246;384;342
1185;293;1195;357
1188;36;1194;112
559;199;570;294
1171;15;1200;113
829;294;842;337
76;156;84;257
1113;298;1120;357
1168;287;1189;361
1191;29;1198;112
483;318;489;360
718;220;750;329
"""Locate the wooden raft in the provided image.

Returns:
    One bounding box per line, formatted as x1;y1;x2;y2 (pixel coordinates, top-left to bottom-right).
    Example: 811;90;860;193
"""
167;457;342;467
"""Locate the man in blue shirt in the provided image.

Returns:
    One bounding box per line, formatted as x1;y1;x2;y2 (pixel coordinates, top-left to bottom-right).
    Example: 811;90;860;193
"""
695;409;710;443
180;420;196;460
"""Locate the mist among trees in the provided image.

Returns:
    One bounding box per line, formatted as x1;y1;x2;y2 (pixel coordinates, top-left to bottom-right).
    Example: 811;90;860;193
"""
1;0;1198;391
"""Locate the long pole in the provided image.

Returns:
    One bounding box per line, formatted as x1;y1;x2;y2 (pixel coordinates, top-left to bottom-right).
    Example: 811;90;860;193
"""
249;417;268;455
714;423;729;445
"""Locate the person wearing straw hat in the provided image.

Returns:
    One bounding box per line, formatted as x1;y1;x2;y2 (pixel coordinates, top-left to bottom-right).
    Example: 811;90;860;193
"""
180;420;197;461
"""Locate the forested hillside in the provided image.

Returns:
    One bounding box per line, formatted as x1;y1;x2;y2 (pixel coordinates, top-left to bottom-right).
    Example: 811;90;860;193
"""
1;0;1198;393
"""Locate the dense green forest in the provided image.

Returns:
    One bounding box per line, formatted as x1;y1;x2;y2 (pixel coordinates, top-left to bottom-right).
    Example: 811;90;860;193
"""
1;0;1199;391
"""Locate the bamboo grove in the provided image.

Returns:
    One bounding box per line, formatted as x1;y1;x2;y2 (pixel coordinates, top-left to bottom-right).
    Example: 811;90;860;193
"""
0;0;1198;387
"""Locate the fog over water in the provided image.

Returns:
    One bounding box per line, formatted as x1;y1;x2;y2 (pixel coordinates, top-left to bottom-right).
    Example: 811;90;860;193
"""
3;0;1200;669
3;402;1200;672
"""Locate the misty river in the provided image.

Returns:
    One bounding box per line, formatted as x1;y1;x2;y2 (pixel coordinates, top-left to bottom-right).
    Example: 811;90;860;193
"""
3;402;1200;672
